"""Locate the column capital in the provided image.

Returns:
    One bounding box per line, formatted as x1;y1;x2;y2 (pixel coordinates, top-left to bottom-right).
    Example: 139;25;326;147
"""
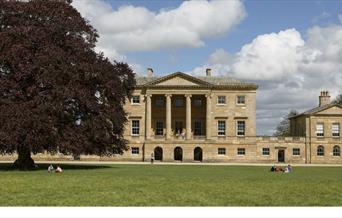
205;93;213;98
185;94;192;98
145;94;152;98
165;94;172;98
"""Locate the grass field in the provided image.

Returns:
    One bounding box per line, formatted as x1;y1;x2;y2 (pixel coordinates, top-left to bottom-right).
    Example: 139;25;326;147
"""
1;163;342;206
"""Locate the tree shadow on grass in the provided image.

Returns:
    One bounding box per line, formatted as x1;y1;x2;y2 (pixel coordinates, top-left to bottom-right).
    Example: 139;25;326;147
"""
0;162;112;171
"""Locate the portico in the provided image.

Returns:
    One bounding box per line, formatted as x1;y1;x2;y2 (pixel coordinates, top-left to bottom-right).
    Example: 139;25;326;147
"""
145;92;212;141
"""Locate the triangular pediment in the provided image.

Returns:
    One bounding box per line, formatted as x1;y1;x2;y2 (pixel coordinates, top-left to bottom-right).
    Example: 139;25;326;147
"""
143;72;211;87
315;105;342;115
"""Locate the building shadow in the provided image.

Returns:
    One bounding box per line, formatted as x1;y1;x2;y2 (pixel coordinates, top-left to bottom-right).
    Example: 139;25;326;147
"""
0;162;112;171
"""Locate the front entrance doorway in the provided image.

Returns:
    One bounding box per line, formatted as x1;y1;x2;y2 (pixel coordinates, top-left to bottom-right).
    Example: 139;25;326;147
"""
174;147;183;161
194;147;203;161
154;146;163;161
278;150;285;162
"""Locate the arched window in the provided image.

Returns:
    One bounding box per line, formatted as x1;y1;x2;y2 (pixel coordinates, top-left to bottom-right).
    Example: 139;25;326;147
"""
333;146;340;157
317;145;324;156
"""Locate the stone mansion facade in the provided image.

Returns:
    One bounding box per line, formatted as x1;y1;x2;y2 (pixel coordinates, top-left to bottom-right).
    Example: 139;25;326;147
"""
118;69;342;164
1;69;341;164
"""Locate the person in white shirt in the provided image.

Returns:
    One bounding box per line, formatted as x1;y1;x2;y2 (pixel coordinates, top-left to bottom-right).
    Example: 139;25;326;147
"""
48;164;54;173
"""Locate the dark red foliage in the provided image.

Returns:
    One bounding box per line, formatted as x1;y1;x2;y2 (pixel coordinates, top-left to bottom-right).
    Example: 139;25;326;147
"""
0;0;135;169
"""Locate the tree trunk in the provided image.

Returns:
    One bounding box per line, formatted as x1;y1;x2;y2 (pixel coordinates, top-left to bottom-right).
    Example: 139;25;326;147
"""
13;145;36;170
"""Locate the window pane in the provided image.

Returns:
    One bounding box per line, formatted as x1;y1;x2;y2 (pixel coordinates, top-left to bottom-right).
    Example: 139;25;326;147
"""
156;97;164;107
156;121;164;135
132;95;140;104
293;148;300;156
332;123;340;137
218;96;226;104
194;121;204;135
237;121;245;136
237;148;245;155
132;147;139;154
132;120;140;135
175;97;183;107
333;146;340;156
194;98;202;107
317;146;324;156
262;148;270;155
218;121;226;136
218;148;226;155
316;123;324;137
237;96;245;104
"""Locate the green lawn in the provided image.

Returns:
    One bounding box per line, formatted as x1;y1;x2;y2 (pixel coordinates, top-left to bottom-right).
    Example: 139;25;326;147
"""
1;163;342;206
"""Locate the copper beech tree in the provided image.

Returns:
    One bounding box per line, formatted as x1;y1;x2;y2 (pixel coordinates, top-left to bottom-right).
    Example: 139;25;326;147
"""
0;0;135;170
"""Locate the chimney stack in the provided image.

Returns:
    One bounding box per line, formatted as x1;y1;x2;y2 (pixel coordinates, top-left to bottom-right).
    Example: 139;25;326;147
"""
147;68;154;77
319;91;331;107
206;68;212;77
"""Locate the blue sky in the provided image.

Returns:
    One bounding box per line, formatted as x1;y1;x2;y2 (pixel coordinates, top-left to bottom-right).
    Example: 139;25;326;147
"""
106;0;342;75
73;0;342;135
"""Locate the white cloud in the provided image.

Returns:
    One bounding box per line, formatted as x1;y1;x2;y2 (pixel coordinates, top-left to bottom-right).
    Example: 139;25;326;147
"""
189;17;342;135
72;0;246;55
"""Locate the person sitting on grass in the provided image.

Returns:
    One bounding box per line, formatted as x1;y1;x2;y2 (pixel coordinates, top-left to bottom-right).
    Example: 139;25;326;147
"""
48;164;54;173
270;165;276;172
288;164;293;172
284;166;290;173
55;165;62;173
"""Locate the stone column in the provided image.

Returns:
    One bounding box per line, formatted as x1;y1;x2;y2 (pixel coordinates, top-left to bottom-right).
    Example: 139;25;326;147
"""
206;94;212;140
145;94;152;140
165;94;172;140
185;94;192;140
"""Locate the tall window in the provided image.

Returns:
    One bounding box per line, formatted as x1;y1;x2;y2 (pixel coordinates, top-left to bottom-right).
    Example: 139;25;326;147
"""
262;148;270;156
155;97;164;107
332;123;340;137
131;147;139;155
237;148;246;155
218;148;226;155
175;121;183;135
193;98;202;107
237;96;245;105
317;145;324;156
156;121;164;135
316;123;324;137
237;121;246;136
333;146;340;156
218;121;226;136
194;121;204;135
131;120;140;135
293;148;300;156
174;97;183;107
217;96;226;104
131;95;140;104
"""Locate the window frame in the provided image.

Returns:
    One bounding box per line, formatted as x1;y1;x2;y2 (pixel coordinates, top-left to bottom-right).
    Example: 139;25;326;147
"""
218;148;226;155
155;121;164;136
316;123;324;137
193;98;202;107
217;96;226;105
332;123;340;137
155;97;164;107
237;148;246;156
131;120;140;136
131;147;139;155
237;121;246;136
333;145;340;157
317;145;324;156
131;95;140;104
194;120;204;136
174;97;184;107
217;120;226;136
236;95;246;105
293;148;300;156
262;148;270;156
